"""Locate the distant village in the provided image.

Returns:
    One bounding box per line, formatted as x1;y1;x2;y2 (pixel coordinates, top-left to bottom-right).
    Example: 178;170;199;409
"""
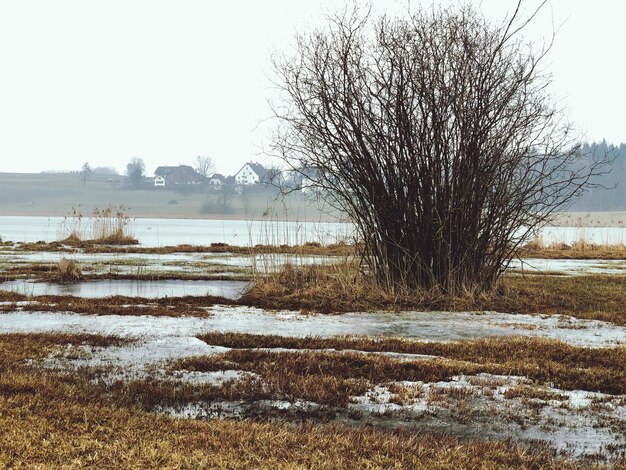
151;162;276;192
147;161;314;194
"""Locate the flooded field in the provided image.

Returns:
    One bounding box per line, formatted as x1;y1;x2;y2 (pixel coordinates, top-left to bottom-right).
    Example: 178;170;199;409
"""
0;215;354;246
2;307;625;346
0;218;625;466
0;279;247;299
3;214;626;247
1;307;624;460
509;257;626;276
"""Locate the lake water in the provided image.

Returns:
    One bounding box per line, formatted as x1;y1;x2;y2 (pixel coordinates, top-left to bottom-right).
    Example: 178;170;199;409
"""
1;215;626;247
0;216;354;247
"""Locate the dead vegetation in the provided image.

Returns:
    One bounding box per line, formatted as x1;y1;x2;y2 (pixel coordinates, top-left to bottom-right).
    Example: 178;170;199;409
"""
0;291;234;317
520;239;626;259
243;262;396;313
8;240;355;256
191;334;626;396
6;231;626;262
57;258;82;281
59;206;139;246
0;333;584;469
241;263;626;324
2;263;626;324
172;350;472;405
1;264;251;283
500;275;626;325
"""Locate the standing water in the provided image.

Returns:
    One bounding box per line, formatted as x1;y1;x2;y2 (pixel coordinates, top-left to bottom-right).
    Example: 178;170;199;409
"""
0;216;354;247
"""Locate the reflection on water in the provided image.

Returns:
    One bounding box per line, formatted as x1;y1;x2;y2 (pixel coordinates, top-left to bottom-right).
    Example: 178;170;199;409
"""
0;279;248;299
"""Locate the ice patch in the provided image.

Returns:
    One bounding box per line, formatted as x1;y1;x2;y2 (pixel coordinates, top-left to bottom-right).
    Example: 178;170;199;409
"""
0;307;624;348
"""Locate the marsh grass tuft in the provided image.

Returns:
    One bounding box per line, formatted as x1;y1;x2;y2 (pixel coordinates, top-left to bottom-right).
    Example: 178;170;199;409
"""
59;205;138;245
57;258;82;281
243;261;417;313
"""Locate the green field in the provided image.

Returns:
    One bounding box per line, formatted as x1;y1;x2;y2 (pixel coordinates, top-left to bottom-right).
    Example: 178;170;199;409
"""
0;172;339;221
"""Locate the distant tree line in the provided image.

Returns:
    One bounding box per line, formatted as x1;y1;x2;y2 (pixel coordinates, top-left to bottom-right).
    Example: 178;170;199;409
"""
570;140;626;211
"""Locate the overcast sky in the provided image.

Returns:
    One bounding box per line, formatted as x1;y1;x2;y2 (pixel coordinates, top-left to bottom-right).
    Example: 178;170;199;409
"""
0;0;623;176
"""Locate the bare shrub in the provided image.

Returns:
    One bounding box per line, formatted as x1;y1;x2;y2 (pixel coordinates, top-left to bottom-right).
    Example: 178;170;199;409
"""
271;3;607;294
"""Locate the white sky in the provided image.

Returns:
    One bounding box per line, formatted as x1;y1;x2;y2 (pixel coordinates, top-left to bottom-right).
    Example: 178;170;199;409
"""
0;0;624;176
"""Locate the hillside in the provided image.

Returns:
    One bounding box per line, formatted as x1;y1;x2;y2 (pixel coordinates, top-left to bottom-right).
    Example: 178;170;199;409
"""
0;172;340;221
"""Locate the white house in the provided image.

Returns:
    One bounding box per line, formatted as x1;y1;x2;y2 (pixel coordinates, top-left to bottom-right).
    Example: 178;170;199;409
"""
208;173;225;191
234;162;267;185
153;165;207;187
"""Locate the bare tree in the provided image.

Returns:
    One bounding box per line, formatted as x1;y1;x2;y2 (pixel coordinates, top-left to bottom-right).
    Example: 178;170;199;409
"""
194;155;215;177
126;157;145;189
271;2;607;294
80;162;91;187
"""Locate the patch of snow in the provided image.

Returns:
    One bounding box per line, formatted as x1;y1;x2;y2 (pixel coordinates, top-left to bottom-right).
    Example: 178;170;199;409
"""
509;258;626;276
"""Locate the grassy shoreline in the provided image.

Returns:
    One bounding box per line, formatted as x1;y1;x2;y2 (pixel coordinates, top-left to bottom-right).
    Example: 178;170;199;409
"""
5;237;626;260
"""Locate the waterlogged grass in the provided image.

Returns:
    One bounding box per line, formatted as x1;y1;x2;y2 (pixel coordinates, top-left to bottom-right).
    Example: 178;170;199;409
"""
172;350;471;406
9;240;354;256
520;241;626;260
500;275;626;325
0;291;233;317
1;259;253;283
193;334;626;396
0;333;130;367
2;270;626;324
0;333;581;469
9;237;626;259
243;264;626;324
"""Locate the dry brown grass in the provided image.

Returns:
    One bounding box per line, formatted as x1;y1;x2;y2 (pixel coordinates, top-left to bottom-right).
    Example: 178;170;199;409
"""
59;233;139;246
57;258;82;281
174;350;478;405
0;333;130;371
499;275;626;325
12;240;355;256
0;333;584;469
57;205;139;246
242;262;412;313
59;230;139;247
0;401;576;469
241;263;626;324
520;240;626;259
0;291;233;317
1;262;251;283
194;334;626;396
502;385;567;402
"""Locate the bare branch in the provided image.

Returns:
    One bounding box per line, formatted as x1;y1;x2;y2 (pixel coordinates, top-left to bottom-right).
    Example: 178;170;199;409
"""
270;3;607;294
